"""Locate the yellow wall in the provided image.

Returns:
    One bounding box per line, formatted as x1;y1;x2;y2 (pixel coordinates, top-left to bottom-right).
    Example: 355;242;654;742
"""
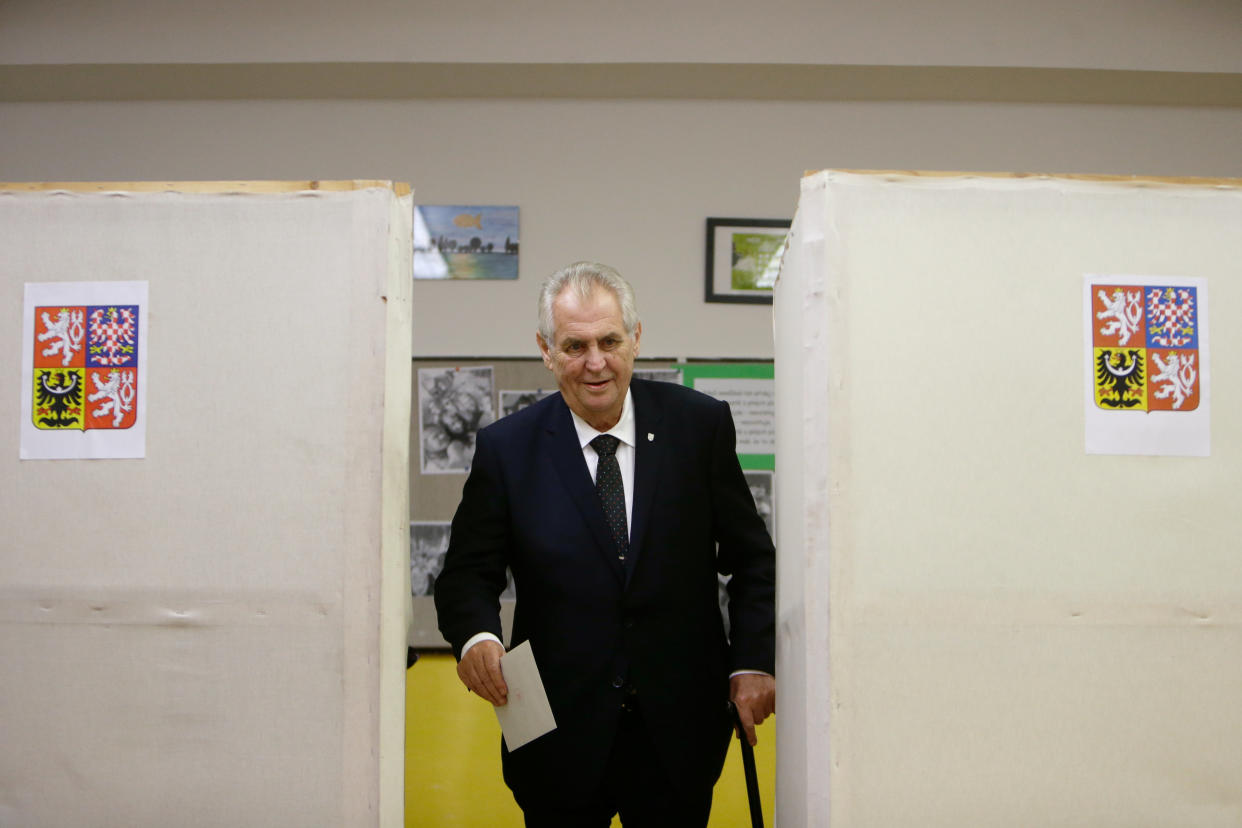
407;654;775;826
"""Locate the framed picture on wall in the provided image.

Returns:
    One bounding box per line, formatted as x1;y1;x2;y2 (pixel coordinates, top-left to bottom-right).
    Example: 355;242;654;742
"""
414;205;520;280
704;217;791;304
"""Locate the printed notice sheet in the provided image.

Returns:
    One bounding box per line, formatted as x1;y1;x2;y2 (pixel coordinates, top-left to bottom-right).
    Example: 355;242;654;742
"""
494;640;557;751
21;281;149;460
1083;275;1210;456
691;377;775;455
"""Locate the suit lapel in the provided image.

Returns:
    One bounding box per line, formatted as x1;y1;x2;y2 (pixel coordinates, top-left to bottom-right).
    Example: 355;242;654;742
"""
628;380;665;583
542;396;626;583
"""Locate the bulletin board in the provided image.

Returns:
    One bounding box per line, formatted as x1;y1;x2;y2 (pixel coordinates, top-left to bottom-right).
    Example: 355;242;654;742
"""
0;182;413;828
773;170;1242;828
407;357;774;648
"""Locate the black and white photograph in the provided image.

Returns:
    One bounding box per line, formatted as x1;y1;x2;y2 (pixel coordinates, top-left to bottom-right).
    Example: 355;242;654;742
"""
720;470;775;634
411;520;516;602
418;365;496;473
498;388;556;419
410;521;452;597
744;469;775;540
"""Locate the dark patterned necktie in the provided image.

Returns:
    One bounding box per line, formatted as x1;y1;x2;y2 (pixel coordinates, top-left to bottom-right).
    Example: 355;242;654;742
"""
591;434;628;562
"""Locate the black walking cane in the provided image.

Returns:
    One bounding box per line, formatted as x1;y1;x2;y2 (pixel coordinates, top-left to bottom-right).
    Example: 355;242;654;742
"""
728;701;765;828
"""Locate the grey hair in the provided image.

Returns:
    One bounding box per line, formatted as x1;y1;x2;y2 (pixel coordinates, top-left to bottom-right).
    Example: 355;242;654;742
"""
537;261;640;348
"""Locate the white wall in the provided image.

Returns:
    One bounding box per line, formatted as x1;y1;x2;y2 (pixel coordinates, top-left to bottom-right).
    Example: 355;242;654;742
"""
2;0;1240;360
3;0;1240;71
2;98;1240;358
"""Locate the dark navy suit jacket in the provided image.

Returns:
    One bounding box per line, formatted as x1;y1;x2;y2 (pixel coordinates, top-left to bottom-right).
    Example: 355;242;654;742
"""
434;378;776;808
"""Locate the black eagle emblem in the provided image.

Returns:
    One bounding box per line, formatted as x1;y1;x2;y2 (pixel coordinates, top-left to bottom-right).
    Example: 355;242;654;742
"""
35;370;83;428
1096;349;1145;409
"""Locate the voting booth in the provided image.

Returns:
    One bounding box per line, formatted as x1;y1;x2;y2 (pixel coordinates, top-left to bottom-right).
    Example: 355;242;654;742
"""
774;171;1242;826
1;182;413;827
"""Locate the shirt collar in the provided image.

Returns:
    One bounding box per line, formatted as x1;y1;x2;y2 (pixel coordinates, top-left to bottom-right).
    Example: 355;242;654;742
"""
570;388;635;451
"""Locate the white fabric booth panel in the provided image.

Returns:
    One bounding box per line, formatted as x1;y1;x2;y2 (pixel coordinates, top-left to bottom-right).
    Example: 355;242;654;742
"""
774;171;1242;828
0;182;413;828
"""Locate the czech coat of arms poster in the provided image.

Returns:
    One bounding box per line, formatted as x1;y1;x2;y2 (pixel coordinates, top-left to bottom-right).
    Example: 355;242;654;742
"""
21;281;149;459
1083;275;1209;457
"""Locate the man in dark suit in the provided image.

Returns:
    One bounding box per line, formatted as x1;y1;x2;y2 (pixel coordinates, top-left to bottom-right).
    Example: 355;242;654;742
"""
434;262;775;826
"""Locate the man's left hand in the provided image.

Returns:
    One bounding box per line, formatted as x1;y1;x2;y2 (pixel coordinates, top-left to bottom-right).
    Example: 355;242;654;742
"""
730;673;775;747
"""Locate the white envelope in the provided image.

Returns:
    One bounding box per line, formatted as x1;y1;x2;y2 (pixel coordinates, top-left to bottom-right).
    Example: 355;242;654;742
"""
494;640;557;751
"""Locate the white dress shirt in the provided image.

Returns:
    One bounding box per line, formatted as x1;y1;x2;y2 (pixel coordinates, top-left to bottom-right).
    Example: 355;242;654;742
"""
569;388;636;538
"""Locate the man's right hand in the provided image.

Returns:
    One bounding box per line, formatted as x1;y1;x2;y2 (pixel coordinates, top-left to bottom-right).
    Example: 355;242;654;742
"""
456;639;508;706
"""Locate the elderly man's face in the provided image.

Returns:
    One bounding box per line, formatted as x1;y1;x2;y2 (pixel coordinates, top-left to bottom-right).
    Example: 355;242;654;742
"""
537;285;641;432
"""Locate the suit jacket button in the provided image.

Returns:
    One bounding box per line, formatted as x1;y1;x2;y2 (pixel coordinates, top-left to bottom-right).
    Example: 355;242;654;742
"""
612;675;625;689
